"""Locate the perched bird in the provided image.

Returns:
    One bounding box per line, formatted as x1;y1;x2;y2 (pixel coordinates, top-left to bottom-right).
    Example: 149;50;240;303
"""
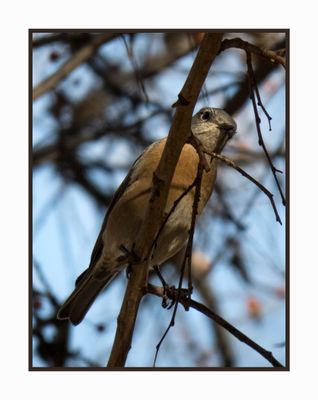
57;107;237;325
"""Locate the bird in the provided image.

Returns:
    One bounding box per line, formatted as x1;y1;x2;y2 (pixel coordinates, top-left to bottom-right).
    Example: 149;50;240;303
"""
57;107;237;325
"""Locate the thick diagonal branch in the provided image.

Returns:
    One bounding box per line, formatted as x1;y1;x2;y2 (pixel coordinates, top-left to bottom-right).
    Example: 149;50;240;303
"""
107;33;224;368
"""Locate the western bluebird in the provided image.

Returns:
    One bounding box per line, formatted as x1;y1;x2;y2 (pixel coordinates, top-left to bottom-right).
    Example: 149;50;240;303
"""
57;107;236;325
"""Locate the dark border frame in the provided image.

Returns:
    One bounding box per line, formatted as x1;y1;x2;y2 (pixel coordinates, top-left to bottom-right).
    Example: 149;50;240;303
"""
29;28;290;371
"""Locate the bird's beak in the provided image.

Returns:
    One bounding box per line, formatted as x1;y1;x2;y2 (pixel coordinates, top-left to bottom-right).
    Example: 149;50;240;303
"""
214;123;236;153
220;122;237;138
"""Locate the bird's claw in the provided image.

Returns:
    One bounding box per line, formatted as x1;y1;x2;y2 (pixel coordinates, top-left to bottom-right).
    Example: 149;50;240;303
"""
116;244;140;279
161;285;191;310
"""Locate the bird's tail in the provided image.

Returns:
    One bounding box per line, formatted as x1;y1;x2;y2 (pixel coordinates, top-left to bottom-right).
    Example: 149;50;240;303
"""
57;269;117;325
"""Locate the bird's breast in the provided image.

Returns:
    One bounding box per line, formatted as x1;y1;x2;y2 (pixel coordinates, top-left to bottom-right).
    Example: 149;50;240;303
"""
101;140;217;266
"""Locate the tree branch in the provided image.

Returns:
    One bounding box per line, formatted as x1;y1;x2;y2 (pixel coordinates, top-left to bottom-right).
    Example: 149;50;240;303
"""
246;52;286;206
33;33;118;100
223;38;286;115
147;284;283;368
204;150;282;224
220;37;286;68
106;33;224;368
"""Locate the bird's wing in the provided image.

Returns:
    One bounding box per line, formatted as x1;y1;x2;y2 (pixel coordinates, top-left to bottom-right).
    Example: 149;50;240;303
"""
75;139;165;286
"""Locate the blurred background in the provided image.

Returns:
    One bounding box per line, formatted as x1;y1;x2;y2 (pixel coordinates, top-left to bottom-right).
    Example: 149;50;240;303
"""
32;31;287;368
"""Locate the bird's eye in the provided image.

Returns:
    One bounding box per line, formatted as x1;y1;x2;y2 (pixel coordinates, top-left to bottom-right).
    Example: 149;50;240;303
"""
201;111;211;121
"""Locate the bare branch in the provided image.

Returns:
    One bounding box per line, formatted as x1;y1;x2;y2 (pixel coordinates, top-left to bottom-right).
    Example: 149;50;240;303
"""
147;284;284;368
220;37;286;68
224;38;286;116
33;33;118;100
204;150;282;225
107;33;224;368
246;52;286;206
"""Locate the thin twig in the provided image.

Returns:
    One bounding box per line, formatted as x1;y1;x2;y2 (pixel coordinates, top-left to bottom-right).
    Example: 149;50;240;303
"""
246;52;286;206
187;134;210;172
153;135;214;365
254;83;272;131
152;180;197;252
220;37;286;118
153;162;204;366
147;284;284;368
220;37;286;69
204;150;282;225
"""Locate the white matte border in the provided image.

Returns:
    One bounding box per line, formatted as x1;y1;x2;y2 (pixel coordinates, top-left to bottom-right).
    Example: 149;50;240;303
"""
1;1;316;399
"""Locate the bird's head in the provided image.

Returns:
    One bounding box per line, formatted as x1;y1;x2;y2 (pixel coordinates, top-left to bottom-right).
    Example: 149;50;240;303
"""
191;107;237;153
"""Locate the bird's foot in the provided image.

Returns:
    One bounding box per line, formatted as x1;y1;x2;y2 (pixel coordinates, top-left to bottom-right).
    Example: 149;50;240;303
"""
152;266;171;308
163;286;190;309
116;244;140;279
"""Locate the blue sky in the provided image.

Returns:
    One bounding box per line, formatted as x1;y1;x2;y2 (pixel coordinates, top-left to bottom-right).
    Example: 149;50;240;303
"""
32;33;286;367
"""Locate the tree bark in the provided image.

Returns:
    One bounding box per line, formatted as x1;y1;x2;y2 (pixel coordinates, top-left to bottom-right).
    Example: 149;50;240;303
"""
107;33;224;368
